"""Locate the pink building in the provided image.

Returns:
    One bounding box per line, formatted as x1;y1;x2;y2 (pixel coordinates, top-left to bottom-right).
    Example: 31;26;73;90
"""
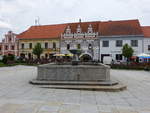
0;43;2;55
0;31;19;56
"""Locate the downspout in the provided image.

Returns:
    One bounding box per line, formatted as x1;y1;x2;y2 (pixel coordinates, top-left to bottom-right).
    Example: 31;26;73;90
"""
98;35;100;62
142;36;144;53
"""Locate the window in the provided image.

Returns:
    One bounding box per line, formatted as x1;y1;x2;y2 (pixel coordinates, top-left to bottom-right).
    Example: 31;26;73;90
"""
53;42;56;49
11;45;14;50
67;44;70;50
116;54;123;60
9;38;11;42
5;45;8;50
21;43;24;49
29;43;32;49
77;44;81;49
131;40;138;47
116;40;122;47
148;45;150;51
45;42;48;49
102;41;109;47
88;44;92;50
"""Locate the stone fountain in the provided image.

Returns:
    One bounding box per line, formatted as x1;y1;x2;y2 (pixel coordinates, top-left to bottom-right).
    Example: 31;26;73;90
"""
30;49;126;91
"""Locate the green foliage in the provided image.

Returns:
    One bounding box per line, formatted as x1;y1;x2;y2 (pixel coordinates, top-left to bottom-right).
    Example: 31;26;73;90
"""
7;54;15;61
2;55;7;64
122;44;134;61
2;54;15;64
32;43;43;59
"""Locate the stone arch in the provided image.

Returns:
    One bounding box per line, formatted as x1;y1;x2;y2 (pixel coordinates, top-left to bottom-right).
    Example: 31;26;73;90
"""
79;53;92;62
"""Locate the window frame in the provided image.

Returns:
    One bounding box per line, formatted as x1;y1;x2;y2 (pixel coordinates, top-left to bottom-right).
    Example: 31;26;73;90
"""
29;43;32;49
45;42;48;49
116;54;123;61
131;40;138;47
5;45;8;50
53;42;56;50
11;45;14;50
102;40;109;47
67;44;70;50
77;44;81;49
21;43;24;49
116;40;123;47
148;45;150;51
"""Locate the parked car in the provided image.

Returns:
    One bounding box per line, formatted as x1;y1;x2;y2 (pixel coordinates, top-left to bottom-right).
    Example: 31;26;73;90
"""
103;56;112;65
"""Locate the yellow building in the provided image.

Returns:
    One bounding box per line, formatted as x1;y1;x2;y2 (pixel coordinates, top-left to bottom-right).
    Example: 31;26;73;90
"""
17;24;67;58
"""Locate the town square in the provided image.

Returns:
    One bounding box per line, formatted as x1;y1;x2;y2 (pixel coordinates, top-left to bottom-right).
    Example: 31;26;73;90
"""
0;66;150;113
0;0;150;113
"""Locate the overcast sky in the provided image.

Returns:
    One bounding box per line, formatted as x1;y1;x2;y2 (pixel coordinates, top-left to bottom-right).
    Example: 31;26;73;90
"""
0;0;150;40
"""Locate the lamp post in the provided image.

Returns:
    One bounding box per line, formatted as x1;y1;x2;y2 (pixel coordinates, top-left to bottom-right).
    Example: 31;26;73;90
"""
88;43;94;61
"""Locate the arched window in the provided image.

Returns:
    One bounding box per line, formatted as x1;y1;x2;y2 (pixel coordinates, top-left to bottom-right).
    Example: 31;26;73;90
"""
77;24;82;33
77;44;81;49
66;26;71;34
88;24;93;33
67;44;70;50
88;44;92;50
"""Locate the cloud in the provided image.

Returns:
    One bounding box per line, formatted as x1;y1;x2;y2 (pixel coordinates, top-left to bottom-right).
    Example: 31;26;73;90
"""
0;0;150;35
0;20;12;29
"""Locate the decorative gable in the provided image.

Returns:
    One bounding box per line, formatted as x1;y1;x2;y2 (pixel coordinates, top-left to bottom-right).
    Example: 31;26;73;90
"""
76;24;82;33
88;24;93;33
66;25;71;34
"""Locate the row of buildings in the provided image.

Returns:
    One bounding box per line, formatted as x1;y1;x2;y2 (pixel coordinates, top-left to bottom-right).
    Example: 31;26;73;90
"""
0;19;150;62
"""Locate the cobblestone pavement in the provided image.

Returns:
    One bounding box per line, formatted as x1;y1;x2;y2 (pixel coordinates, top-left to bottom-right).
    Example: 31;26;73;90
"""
0;65;150;113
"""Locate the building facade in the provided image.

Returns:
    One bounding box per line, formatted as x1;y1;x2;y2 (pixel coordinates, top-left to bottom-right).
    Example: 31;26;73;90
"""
98;20;144;62
0;31;19;56
61;22;99;60
99;36;144;62
17;24;66;58
142;26;150;55
15;19;150;61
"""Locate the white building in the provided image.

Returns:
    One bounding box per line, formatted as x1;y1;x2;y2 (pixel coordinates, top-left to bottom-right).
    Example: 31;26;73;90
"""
61;19;150;62
142;26;150;55
99;35;144;62
61;22;99;61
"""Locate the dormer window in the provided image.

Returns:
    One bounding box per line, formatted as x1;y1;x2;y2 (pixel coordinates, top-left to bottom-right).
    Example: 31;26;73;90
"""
66;26;71;34
77;24;81;33
88;24;93;33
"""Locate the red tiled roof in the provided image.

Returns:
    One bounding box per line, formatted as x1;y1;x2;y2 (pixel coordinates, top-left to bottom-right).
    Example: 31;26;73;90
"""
67;21;100;33
142;26;150;38
99;19;143;36
17;19;143;39
17;24;67;39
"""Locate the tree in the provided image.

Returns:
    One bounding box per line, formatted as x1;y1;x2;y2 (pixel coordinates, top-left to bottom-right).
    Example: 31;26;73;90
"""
32;43;43;59
122;44;134;62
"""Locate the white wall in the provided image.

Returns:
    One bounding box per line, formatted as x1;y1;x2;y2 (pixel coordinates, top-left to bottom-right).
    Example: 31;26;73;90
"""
99;36;144;61
144;38;150;54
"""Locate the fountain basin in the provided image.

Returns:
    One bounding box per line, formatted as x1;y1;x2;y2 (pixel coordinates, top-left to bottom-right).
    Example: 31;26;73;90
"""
37;63;110;81
30;62;127;91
